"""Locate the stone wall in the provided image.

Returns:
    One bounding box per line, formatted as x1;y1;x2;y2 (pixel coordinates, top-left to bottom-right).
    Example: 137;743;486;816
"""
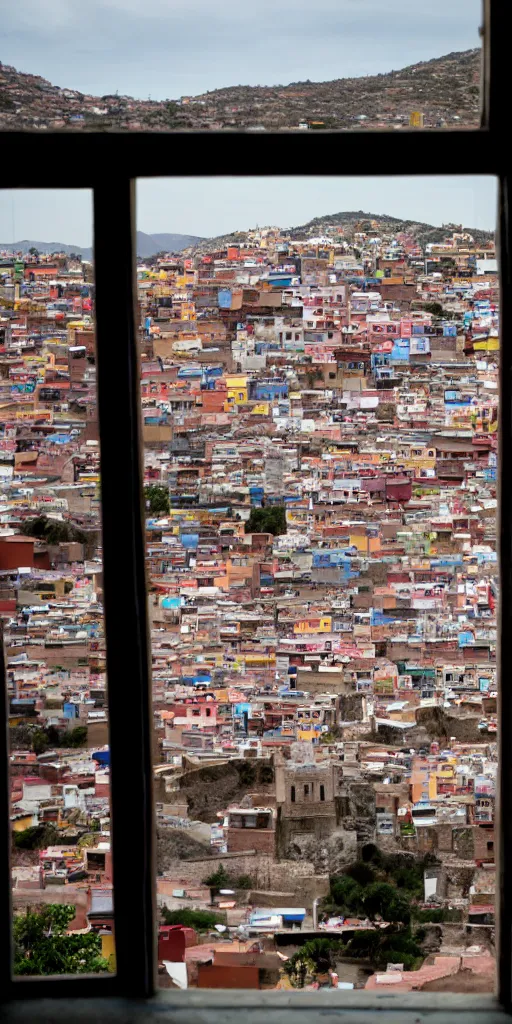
159;850;328;900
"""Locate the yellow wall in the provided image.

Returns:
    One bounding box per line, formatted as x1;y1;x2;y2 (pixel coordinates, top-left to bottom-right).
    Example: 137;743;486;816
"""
293;616;332;634
12;815;36;832
100;931;116;967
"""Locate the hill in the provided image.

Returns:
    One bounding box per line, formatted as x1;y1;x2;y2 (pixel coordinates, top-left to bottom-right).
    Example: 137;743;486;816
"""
135;231;204;256
189;210;494;255
0;49;480;132
1;210;494;263
0;231;204;259
285;210;494;247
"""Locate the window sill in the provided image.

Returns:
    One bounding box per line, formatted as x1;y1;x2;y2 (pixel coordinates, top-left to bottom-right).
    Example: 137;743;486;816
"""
0;992;507;1024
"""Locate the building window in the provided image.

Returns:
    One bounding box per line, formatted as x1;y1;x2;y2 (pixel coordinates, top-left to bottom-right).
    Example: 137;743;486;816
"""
320;785;325;802
290;785;295;803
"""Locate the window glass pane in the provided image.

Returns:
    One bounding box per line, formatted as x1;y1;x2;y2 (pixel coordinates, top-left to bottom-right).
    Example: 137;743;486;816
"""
0;189;115;977
1;1;482;133
137;174;498;993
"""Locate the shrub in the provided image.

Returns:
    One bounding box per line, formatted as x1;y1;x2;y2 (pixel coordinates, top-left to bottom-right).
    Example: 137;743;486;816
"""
330;874;364;914
13;824;59;850
14;905;108;975
344;930;381;958
346;860;376;886
144;485;170;516
203;864;230;889
162;908;224;931
412;907;462;923
235;874;254;890
377;949;419;971
202;863;253;891
245;506;287;536
363;882;411;923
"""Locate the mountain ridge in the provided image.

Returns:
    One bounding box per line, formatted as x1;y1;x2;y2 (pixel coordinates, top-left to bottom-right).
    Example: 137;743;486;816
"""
0;231;205;259
188;210;495;255
0;49;481;131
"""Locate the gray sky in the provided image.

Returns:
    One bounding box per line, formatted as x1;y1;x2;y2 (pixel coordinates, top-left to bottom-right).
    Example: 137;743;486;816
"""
3;0;481;99
1;1;490;244
0;178;498;247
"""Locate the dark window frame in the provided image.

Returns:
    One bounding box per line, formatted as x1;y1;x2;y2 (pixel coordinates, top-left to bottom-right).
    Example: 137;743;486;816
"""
0;2;511;1019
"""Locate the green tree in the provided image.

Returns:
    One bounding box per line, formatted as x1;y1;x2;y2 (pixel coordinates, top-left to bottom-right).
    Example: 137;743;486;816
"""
144;485;170;516
162;907;224;931
330;874;365;914
19;516;87;546
345;860;376;886
32;729;49;756
245;505;287;536
60;726;88;748
164;101;180;126
235;874;254;890
13;824;59;851
363;882;410;924
422;301;444;317
9;724;36;749
202;863;253;891
13;905;109;975
284;938;341;985
202;864;231;889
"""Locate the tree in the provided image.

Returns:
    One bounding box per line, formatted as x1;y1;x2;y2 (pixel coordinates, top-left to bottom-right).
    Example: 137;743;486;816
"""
345;860;376;886
245;505;287;536
32;729;49;756
422;301;444;317
60;726;88;748
284;938;341;985
19;516;87;546
330;874;364;914
202;864;230;889
363;882;411;924
13;824;59;851
28;247;39;257
162;907;224;931
202;863;253;896
144;485;170;516
164;101;180;126
13;905;109;975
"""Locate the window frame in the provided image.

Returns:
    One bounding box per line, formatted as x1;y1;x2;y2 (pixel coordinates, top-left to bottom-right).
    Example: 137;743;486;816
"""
0;1;510;1017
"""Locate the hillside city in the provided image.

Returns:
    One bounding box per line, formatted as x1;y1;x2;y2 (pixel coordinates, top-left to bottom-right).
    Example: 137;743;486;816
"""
0;209;498;989
0;49;480;132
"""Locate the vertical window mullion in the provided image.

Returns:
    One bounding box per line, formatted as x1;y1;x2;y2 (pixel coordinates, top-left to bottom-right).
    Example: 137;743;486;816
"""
498;173;512;1011
0;629;13;997
93;178;156;998
484;0;506;136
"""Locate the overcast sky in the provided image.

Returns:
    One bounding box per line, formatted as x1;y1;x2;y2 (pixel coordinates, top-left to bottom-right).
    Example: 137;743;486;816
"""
0;178;498;247
3;0;481;99
0;1;490;245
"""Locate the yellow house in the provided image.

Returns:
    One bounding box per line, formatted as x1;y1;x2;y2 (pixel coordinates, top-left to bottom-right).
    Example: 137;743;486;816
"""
225;374;248;406
474;335;499;352
349;529;380;555
11;813;37;832
243;653;276;668
297;726;319;742
293;616;332;634
100;931;116;968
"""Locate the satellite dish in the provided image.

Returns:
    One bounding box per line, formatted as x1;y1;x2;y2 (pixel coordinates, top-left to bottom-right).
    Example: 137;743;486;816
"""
214;924;227;933
219;889;235;895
